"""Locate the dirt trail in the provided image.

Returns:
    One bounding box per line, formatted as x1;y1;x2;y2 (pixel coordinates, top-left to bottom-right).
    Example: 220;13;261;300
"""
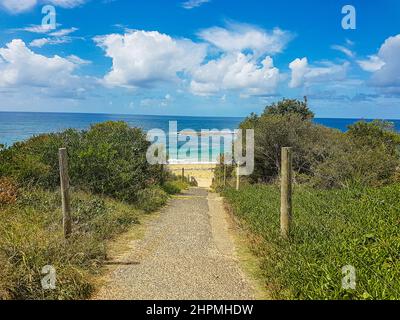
94;188;255;300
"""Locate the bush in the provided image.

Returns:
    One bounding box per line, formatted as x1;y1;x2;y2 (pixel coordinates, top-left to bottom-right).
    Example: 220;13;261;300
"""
136;186;168;213
162;180;188;195
0;122;163;203
263;98;314;120
241;112;335;183
0;177;18;205
237;99;400;188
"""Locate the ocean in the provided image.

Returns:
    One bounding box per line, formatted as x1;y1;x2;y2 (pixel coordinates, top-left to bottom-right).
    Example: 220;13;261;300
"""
1;112;400;163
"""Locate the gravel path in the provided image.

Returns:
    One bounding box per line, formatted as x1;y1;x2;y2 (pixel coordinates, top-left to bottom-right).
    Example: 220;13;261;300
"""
94;188;255;300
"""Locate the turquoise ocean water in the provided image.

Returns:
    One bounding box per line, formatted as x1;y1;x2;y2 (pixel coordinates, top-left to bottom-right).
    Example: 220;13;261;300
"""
1;112;399;163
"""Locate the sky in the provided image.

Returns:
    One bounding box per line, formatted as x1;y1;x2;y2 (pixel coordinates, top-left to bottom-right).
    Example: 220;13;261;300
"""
0;0;399;118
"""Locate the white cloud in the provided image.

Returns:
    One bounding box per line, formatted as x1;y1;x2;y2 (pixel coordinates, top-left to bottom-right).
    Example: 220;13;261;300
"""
29;27;79;47
49;27;78;37
181;0;210;9
358;34;400;92
66;54;91;65
0;39;87;97
95;30;207;88
289;57;349;88
13;24;58;34
190;53;280;96
29;37;71;47
331;44;354;58
357;55;385;72
141;94;173;107
0;0;37;13
0;0;87;13
47;0;86;8
198;22;292;56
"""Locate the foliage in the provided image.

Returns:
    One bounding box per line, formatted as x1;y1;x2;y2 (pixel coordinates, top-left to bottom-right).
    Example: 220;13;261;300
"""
162;180;188;195
0;177;18;205
224;184;400;300
0;122;163;203
136;186;169;213
236;99;400;188
310;121;400;188
263;98;314;120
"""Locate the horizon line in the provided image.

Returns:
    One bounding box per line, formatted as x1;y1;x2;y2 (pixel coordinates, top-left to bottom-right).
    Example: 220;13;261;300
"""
0;110;399;121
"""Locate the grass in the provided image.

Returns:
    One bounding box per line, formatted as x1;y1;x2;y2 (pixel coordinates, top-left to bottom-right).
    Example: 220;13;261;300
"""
223;184;400;300
0;183;183;300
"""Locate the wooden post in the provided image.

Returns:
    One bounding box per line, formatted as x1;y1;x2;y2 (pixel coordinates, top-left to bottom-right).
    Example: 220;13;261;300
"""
160;163;165;185
280;147;293;239
182;168;185;182
236;162;240;191
59;148;72;239
223;164;226;187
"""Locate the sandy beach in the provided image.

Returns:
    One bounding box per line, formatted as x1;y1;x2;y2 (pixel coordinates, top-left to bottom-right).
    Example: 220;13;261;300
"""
167;163;216;188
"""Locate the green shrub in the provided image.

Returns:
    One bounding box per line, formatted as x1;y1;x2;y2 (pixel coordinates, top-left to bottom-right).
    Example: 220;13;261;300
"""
236;99;400;188
0;122;163;203
136;186;168;213
162;180;188;195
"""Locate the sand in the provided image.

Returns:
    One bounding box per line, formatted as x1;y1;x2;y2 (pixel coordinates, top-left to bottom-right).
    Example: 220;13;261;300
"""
167;163;216;188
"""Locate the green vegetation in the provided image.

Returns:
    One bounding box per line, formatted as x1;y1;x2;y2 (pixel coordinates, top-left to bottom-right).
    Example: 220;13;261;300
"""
0;121;188;300
0;121;163;202
224;184;400;299
216;98;400;300
235;100;400;187
0;188;140;300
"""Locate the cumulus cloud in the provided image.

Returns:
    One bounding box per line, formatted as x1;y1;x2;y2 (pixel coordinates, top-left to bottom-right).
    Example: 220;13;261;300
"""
0;39;87;97
289;57;349;88
190;53;280;96
181;0;210;9
198;22;292;56
94;25;288;97
0;0;87;13
358;34;400;92
94;30;207;88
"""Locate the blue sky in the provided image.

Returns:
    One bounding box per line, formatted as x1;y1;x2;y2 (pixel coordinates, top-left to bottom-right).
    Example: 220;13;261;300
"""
0;0;399;118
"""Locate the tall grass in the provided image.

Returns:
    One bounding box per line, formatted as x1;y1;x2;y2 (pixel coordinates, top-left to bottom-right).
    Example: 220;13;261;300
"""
224;184;400;300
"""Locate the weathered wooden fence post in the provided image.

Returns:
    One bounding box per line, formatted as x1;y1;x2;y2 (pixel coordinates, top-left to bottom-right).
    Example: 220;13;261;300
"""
58;148;72;239
223;164;227;187
160;163;165;185
280;147;293;239
182;168;185;182
236;162;240;191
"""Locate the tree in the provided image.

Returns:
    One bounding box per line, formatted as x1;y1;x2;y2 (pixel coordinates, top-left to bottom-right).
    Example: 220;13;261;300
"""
263;98;314;120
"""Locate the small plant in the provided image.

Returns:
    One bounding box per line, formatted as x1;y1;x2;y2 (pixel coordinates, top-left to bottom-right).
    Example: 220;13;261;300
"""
0;177;18;205
136;186;168;213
